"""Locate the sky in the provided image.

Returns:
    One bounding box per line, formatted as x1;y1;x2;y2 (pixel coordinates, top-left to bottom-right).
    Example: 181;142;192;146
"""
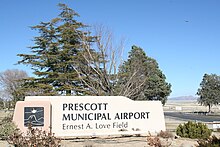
1;0;220;98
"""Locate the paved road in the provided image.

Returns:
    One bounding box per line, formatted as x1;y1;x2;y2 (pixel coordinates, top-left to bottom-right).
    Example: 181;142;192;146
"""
164;112;220;122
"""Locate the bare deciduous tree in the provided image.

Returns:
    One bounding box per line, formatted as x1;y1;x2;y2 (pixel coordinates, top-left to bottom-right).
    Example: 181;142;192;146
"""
0;69;28;108
69;25;123;96
118;69;148;98
74;25;148;98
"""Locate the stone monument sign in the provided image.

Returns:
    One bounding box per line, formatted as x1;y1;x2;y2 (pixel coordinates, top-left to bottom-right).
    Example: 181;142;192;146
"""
13;96;165;137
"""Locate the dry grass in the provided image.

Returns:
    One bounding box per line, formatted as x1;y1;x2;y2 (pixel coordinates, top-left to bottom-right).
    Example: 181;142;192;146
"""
164;99;220;131
0;110;13;122
164;99;220;113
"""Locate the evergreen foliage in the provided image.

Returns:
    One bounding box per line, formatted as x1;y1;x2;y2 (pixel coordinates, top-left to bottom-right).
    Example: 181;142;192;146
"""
176;121;212;139
17;4;171;104
17;4;96;96
197;74;220;112
117;45;171;104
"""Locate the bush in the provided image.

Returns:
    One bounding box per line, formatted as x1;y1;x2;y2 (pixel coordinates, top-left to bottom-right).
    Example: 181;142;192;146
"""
0;100;4;109
176;121;211;139
197;135;220;147
0;114;17;139
157;130;173;139
147;136;162;147
147;131;173;147
7;124;61;147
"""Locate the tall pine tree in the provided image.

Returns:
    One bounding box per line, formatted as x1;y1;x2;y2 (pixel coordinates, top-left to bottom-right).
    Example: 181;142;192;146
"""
18;4;96;96
197;74;220;113
117;45;171;105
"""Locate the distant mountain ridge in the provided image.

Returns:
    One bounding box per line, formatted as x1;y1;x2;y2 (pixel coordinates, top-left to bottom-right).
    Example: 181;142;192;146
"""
169;96;198;100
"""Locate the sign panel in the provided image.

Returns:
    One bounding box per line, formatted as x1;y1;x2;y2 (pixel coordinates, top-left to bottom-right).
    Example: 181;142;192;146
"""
13;101;51;134
21;96;165;137
24;107;44;127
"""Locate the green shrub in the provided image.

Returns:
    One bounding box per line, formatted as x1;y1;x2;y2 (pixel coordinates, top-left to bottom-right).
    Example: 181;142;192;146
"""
0;101;4;109
176;121;211;139
0;114;17;139
197;135;220;147
7;124;61;147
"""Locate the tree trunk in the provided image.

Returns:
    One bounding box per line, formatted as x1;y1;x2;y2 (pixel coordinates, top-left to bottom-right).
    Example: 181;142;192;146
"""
208;104;211;113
